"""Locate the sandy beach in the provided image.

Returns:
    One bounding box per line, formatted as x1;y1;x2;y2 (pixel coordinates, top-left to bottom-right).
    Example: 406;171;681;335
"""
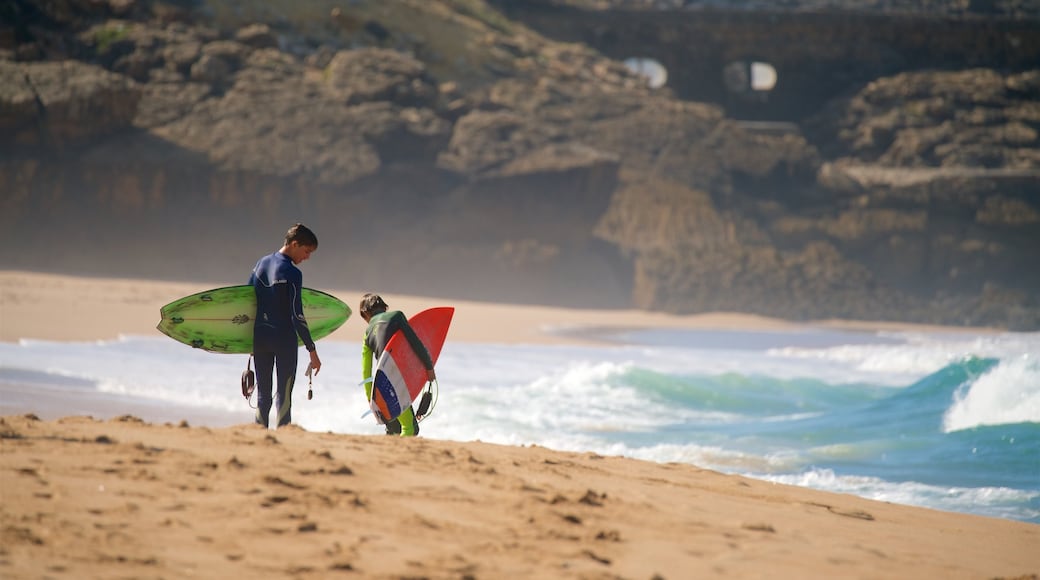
0;270;991;346
1;270;1037;579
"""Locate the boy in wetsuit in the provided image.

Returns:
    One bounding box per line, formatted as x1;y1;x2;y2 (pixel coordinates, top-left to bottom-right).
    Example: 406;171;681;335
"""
249;223;322;428
359;293;436;436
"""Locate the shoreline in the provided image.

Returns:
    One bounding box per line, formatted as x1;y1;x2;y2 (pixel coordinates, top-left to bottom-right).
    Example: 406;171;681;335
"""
0;270;1000;346
2;269;1006;425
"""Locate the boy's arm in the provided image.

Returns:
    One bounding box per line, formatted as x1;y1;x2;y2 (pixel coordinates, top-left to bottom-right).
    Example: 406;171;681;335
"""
400;320;434;371
288;272;316;352
361;339;374;401
288;271;321;374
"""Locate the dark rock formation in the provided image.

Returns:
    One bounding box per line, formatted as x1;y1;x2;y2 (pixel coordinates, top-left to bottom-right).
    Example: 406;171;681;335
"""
0;59;140;151
1;0;1038;327
806;69;1040;169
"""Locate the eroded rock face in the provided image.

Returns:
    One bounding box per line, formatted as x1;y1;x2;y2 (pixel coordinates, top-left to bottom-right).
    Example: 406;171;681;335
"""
324;48;439;108
1;0;1037;326
0;60;140;151
806;69;1040;169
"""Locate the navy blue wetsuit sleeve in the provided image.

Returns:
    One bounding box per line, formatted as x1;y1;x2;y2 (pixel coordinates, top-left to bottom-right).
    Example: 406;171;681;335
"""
287;268;315;352
249;256;266;286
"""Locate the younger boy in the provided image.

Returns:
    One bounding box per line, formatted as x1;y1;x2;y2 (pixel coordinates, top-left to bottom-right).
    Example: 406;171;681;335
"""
359;293;436;436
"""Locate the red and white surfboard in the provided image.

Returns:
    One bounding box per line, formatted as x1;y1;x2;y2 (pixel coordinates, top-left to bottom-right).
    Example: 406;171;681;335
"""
370;307;454;424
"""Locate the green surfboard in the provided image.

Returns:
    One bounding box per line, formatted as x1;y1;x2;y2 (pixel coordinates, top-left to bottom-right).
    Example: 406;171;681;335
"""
157;285;350;354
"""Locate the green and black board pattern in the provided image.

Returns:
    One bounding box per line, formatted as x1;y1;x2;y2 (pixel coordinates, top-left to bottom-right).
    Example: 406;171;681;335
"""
157;285;350;354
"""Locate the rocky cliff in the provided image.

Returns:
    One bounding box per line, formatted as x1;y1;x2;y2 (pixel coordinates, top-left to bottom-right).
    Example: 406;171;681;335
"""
2;0;1038;328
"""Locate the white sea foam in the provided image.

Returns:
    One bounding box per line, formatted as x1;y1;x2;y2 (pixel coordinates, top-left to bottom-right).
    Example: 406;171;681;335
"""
4;332;1037;433
768;331;1040;386
943;354;1040;431
622;442;807;474
762;468;1040;522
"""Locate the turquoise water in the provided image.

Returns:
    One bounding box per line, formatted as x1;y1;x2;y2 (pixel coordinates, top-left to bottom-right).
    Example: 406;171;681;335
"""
2;327;1038;523
615;357;1038;494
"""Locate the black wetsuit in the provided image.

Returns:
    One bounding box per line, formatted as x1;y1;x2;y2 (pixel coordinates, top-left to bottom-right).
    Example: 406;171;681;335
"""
249;251;315;428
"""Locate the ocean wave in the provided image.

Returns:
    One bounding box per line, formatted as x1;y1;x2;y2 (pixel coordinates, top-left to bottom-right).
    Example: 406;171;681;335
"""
767;331;1040;385
943;354;1040;431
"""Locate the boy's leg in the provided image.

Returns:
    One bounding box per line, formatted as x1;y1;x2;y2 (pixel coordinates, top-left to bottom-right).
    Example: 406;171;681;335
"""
398;406;419;437
253;351;275;428
273;347;298;428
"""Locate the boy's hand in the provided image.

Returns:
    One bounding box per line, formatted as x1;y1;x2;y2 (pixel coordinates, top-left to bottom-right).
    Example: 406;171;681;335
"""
309;350;321;375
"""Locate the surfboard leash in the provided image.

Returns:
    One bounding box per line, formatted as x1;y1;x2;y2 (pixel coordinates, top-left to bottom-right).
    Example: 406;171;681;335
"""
241;354;257;409
306;364;314;400
416;379;438;422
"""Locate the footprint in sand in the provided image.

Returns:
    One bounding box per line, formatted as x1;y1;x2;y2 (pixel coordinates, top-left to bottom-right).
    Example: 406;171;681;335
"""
806;501;875;521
